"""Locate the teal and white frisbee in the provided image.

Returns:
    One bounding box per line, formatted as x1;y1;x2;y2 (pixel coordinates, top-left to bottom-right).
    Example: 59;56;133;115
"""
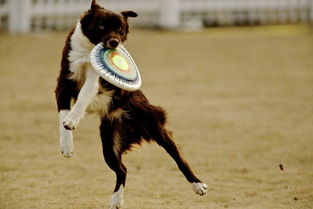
90;43;141;91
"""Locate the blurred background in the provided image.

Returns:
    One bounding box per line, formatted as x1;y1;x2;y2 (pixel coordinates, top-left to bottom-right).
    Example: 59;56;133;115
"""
1;0;313;209
0;0;313;32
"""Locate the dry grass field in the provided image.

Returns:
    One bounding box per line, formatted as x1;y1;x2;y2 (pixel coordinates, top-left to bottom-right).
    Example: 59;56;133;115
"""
0;25;313;209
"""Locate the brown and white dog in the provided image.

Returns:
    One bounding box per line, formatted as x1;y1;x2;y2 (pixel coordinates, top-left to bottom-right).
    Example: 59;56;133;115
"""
55;0;207;208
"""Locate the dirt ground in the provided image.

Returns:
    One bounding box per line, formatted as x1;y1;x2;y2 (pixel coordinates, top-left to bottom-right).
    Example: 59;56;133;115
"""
0;25;312;209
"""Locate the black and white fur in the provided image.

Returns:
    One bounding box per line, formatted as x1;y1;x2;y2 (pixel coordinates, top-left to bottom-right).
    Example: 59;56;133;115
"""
55;1;207;208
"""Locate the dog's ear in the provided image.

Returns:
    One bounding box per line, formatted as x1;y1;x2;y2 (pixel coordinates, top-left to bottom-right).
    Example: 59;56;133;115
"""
91;0;101;11
121;11;138;19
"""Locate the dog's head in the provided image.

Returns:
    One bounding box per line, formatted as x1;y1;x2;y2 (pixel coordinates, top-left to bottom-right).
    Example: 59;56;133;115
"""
80;0;137;48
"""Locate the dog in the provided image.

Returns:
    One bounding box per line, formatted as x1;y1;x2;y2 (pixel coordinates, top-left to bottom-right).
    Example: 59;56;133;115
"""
55;1;207;208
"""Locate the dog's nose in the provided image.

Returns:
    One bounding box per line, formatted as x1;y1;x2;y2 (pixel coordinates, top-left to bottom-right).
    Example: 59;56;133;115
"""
108;39;119;48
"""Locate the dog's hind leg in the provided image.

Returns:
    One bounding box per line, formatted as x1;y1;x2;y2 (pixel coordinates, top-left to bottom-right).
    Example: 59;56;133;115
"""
100;118;127;209
153;128;207;196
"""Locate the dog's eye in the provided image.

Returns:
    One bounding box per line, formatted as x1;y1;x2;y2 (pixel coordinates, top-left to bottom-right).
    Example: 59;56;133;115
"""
99;25;104;30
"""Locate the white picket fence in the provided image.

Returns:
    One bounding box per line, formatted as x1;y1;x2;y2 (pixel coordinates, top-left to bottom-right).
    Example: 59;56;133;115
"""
0;0;312;33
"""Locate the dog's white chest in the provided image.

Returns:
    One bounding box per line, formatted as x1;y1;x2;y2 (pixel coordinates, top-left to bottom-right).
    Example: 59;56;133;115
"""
86;91;113;116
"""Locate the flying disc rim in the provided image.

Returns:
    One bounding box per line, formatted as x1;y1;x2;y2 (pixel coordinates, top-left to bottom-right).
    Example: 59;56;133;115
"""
90;43;141;91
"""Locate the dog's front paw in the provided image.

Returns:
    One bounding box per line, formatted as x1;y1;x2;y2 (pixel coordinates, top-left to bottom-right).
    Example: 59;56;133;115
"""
59;127;74;158
60;145;74;158
59;138;74;158
191;182;207;196
62;115;79;130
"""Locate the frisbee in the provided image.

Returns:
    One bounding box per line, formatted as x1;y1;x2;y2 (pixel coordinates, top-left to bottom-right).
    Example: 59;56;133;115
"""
90;43;141;91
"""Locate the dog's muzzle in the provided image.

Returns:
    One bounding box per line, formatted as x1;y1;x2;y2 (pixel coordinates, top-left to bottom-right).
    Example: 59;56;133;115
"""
106;38;119;49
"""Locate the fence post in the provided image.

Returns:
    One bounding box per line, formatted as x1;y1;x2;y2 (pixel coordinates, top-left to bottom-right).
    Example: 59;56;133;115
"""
9;0;31;33
310;0;313;22
159;0;180;29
